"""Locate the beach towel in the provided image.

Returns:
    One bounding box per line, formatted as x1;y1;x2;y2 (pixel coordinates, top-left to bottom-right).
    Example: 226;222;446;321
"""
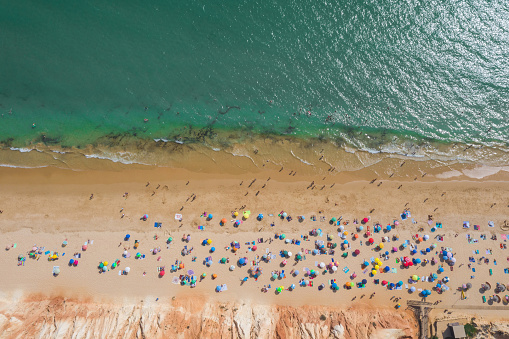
154;222;162;228
343;266;349;273
436;222;443;229
198;226;204;230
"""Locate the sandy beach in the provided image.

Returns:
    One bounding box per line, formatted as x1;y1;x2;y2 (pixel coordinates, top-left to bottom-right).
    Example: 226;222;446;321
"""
1;150;509;338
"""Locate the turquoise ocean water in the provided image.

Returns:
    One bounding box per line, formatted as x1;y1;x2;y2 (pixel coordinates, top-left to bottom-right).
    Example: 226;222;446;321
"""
0;1;508;165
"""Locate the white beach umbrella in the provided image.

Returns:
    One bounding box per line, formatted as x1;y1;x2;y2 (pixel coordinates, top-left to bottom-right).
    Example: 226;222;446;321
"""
319;262;325;268
125;267;131;273
287;251;292;257
332;266;338;272
230;265;235;271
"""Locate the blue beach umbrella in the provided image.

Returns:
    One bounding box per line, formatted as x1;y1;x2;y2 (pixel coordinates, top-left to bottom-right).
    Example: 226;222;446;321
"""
397;281;403;286
439;267;444;273
210;247;215;252
258;214;263;220
426;248;431;253
362;279;367;284
384;266;390;272
363;261;369;267
386;225;391;231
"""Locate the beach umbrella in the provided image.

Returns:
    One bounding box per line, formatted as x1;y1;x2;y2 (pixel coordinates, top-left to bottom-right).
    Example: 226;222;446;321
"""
397;281;403;286
432;273;438;279
443;276;450;283
344;240;348;245
53;267;60;275
296;254;302;260
99;262;104;268
439;267;444;273
363;261;369;267
221;258;226;263
344;231;349;236
294;270;300;276
389;283;395;288
362;217;369;223
280;234;286;239
386;225;391;231
239;258;246;265
402;243;407;248
243;213;249;219
282;212;287;218
187;269;194;276
392;247;398;252
159;270;165;277
287;251;292;257
371;270;377;275
206;261;212;267
207;239;212;245
426;248;430;253
384;266;390;272
411;249;417;255
450;257;456;263
233;211;239;217
124;267;130;273
412;275;419;281
354;249;360;255
368;238;374;244
210;247;215;252
313;249;319;255
382;280;388;286
385;251;389;256
229;265;235;271
216;285;221;292
252;245;257;251
410;286;416;292
331;266;338;272
186;235;191;241
212;273;217;279
466;283;472;290
125;234;130;240
375;265;380;270
62;241;68;247
276;287;282;293
319;262;325;268
82;245;88;251
290;284;296;290
339;225;344;231
423;235;429;240
447;252;453;258
362;279;368;284
112;262;117;268
69;259;74;265
102;266;107;272
221;218;227;224
354;233;359;239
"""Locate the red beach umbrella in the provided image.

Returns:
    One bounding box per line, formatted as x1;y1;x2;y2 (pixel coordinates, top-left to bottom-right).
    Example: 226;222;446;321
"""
368;238;374;244
159;270;165;277
354;249;360;255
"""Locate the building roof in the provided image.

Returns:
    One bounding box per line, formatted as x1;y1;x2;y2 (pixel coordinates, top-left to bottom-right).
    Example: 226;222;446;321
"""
451;324;466;338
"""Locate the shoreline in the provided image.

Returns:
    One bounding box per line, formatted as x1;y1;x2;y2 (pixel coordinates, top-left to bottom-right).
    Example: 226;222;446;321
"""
2;124;509;173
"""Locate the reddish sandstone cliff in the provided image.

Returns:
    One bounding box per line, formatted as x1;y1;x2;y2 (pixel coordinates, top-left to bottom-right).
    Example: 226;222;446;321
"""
0;296;416;338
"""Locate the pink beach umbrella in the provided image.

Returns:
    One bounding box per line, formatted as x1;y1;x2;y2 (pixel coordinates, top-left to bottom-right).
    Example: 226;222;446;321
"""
82;245;88;251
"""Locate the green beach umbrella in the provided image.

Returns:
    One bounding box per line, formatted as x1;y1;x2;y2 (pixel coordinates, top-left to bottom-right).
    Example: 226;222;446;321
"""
331;217;337;222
